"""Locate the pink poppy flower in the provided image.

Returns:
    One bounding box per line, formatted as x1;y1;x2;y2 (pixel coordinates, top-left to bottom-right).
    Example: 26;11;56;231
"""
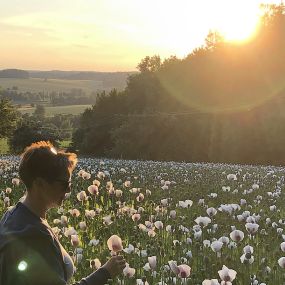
88;185;99;195
107;235;123;253
178;264;191;278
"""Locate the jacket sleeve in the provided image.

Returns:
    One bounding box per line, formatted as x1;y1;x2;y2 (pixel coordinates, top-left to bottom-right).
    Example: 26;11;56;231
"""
0;235;111;285
76;267;111;285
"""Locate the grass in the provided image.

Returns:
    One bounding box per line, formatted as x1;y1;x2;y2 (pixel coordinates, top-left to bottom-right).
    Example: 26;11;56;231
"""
0;139;72;154
0;138;9;154
59;140;72;149
17;104;92;116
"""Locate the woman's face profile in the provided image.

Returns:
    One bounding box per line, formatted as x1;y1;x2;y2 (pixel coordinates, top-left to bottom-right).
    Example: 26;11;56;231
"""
40;168;72;208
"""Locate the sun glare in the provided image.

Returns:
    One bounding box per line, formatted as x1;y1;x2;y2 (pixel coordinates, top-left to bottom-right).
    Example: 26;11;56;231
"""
1;0;280;70
213;2;261;43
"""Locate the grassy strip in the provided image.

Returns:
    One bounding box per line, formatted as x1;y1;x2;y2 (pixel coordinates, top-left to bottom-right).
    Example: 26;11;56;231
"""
0;139;72;154
17;104;92;116
59;140;72;149
0;138;9;154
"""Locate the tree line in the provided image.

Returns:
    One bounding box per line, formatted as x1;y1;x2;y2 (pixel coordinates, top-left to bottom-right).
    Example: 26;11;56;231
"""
0;69;29;79
0;88;97;106
1;4;285;166
0;100;80;153
72;4;285;166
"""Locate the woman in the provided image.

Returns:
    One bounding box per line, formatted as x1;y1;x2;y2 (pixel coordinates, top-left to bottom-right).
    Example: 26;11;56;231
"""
0;141;126;285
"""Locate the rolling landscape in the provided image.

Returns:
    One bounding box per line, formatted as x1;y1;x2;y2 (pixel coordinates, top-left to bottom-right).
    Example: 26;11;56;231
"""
0;69;135;115
0;70;135;93
1;2;285;284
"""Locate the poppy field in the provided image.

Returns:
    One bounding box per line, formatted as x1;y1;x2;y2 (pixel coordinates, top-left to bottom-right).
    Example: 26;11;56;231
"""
1;156;285;285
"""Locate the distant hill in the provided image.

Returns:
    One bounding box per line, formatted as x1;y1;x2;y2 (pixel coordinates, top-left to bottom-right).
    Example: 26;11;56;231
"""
0;69;137;91
28;70;137;80
28;70;137;89
0;69;29;79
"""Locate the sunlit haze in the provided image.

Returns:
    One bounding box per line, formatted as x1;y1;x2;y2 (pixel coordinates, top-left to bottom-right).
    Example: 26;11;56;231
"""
0;0;281;71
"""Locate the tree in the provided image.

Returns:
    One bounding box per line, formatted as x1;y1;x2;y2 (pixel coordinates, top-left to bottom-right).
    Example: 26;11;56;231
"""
71;3;285;165
204;30;225;49
0;98;18;138
72;89;127;155
34;104;46;119
9;121;60;153
137;55;161;73
0;69;29;79
59;119;72;140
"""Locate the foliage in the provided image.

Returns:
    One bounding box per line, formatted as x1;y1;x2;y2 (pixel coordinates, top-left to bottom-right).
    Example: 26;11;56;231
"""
72;90;128;155
9;120;60;153
0;69;29;79
33;104;46;119
73;4;285;165
0;138;9;154
18;104;92;117
137;55;162;73
0;98;19;138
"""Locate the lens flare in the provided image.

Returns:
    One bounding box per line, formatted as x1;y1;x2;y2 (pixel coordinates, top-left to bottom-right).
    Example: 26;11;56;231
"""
18;260;28;271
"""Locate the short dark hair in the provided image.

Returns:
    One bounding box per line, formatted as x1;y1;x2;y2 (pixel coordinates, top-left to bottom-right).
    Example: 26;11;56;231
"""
19;141;77;189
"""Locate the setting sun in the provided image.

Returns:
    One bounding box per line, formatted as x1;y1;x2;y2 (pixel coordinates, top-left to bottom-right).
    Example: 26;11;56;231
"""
0;0;281;70
213;1;262;42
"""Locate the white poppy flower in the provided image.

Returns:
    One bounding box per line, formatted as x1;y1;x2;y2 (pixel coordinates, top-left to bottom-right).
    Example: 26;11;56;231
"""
218;265;237;282
206;207;217;217
76;191;87;201
89;239;100;246
278;257;285;268
195;216;211;227
123;263;136;277
243;245;254;254
148;256;157;270
245;223;259;235
211;241;223;252
227;174;237;181
123;244;135;254
240;253;254;264
230;230;244;242
154;221;164;230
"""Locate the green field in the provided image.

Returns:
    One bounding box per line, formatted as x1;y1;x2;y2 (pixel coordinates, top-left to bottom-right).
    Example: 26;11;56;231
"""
0;138;9;154
0;78;104;94
59;140;72;149
18;104;92;116
0;139;71;154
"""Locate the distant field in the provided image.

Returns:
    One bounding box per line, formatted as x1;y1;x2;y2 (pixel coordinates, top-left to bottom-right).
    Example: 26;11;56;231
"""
0;78;105;94
0;138;9;154
0;139;71;154
59;140;72;149
18;104;92;116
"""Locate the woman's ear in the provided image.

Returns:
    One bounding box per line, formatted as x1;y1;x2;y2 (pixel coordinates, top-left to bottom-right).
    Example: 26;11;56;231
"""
33;177;47;189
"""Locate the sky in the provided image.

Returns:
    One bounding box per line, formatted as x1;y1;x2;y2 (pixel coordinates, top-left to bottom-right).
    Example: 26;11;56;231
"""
0;0;281;71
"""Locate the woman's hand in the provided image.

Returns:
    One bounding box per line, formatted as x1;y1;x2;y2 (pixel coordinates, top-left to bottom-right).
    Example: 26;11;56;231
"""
102;255;126;278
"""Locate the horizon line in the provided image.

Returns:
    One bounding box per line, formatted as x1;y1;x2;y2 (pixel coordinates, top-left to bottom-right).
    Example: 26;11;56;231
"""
0;68;138;73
